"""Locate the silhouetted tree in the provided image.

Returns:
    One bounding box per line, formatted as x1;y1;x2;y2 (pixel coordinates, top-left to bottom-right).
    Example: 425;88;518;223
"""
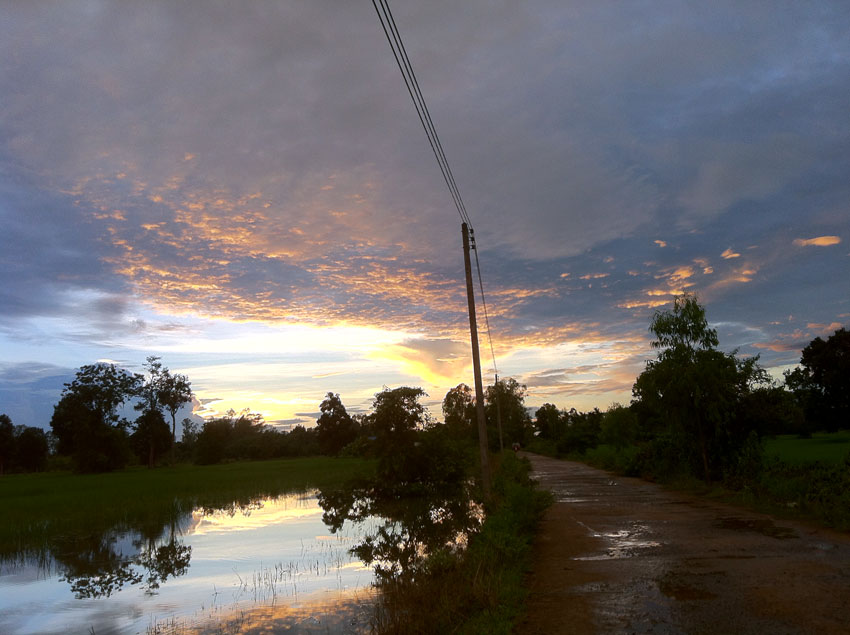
785;327;850;432
132;408;171;468
371;386;428;482
13;425;49;472
0;414;13;475
534;403;561;440
442;383;475;439
485;378;532;448
50;363;141;472
136;356;192;461
316;392;358;455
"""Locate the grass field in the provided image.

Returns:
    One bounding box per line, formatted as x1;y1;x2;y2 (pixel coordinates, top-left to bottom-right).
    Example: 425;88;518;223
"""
0;457;374;556
764;432;850;465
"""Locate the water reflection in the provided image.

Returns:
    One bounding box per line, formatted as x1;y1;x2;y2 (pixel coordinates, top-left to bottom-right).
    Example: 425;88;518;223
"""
1;491;374;634
1;477;482;633
319;479;483;585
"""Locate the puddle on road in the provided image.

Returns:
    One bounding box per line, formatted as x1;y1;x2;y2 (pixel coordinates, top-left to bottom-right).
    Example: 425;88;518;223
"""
573;522;662;561
715;516;798;540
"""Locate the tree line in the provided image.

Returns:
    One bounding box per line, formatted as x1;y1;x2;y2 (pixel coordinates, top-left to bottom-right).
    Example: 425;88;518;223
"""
2;295;845;480
528;295;849;485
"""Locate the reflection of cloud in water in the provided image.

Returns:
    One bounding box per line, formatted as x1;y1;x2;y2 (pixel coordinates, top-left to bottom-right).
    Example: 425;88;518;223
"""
191;503;322;535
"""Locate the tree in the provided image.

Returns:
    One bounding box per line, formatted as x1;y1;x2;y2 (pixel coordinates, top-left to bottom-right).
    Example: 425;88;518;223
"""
132;408;171;468
485;378;532;448
632;294;768;482
785;327;850;432
316;392;358;455
136;356;192;460
442;384;475;439
0;414;13;475
534;403;561;440
50;363;141;472
14;426;49;472
371;386;428;482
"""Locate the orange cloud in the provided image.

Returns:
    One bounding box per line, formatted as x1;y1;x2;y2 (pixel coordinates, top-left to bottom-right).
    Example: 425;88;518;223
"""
793;236;841;247
721;248;740;259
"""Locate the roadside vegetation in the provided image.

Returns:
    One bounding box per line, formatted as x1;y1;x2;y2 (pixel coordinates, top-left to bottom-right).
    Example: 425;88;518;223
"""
525;296;850;530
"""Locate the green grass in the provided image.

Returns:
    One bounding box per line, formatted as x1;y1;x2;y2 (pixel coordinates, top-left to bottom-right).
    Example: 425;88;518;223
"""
1;457;374;558
765;432;850;465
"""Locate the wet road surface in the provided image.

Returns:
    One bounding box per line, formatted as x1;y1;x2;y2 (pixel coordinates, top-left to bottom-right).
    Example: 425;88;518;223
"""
517;453;850;634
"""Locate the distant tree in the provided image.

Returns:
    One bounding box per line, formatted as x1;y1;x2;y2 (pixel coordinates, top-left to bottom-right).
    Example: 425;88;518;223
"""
534;403;561;440
195;417;233;465
600;404;638;449
14;426;49;472
371;386;428;482
132;408;172;468
0;414;13;475
785;327;850;432
632;294;769;482
485;378;532;448
442;384;475;439
316;392;358;455
50;363;142;472
558;408;603;454
136;357;193;461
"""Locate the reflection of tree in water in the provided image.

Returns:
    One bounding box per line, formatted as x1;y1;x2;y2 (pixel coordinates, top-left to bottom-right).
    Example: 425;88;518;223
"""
55;513;193;599
318;479;482;586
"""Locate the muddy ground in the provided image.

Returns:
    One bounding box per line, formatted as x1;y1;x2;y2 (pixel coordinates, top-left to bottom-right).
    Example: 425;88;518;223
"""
517;453;850;634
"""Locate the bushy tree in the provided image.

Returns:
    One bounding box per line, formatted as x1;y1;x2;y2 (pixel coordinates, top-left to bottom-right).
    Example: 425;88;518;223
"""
371;387;428;482
534;403;561;440
632;294;769;482
316;392;358;455
485;378;532;449
14;426;49;472
785;327;850;432
50;363;142;472
557;408;602;454
132;408;172;468
442;383;476;440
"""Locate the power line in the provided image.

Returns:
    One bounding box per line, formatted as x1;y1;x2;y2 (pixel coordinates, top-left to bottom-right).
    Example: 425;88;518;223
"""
371;0;471;227
372;0;498;380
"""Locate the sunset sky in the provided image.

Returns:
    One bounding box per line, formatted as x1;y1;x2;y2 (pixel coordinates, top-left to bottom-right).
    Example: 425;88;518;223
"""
2;1;848;432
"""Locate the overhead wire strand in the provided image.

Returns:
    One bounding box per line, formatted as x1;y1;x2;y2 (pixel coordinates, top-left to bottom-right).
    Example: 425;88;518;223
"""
372;0;498;378
371;0;470;226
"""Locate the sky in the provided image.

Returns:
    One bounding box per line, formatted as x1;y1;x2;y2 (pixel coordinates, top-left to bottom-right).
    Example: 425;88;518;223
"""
1;1;848;432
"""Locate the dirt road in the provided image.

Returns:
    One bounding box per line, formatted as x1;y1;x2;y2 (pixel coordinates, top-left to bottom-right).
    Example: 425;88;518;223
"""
517;453;850;634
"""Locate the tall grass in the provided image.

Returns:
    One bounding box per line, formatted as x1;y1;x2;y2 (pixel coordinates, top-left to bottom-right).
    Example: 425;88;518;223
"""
371;452;552;634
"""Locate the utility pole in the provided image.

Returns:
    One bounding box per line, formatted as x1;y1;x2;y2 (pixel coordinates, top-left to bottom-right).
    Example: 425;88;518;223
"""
494;373;504;452
462;223;491;498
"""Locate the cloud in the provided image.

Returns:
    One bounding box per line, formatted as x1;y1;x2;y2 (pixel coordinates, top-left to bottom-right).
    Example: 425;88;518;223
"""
793;236;841;247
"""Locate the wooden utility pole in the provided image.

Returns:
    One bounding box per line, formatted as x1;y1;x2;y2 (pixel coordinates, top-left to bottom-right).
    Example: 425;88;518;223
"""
462;222;491;498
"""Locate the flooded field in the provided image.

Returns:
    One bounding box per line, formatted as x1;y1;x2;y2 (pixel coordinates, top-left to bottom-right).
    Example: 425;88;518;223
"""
0;490;377;634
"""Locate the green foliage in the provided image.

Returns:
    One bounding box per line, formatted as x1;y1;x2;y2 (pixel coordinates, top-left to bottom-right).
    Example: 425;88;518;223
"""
533;403;561;440
632;294;770;482
131;409;172;468
352;451;550;634
442;383;476;440
13;426;49;473
370;386;429;482
485;378;532;449
315;392;358;455
784;327;850;433
50;363;142;472
556;408;602;455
